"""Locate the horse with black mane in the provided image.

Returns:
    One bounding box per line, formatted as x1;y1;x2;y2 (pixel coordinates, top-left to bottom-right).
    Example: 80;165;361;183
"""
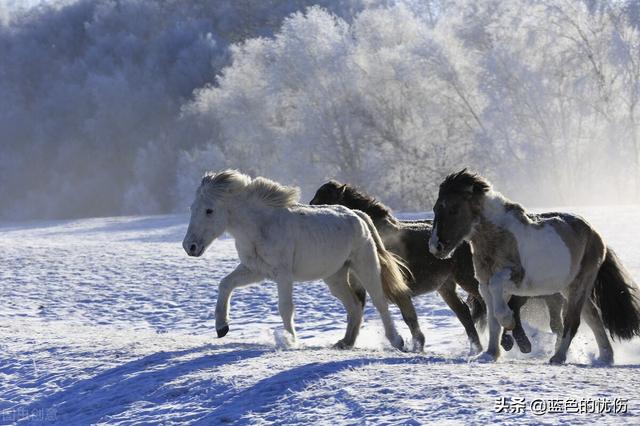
429;169;640;364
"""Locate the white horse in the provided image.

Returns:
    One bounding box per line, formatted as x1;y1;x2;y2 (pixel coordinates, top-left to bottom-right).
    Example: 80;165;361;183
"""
182;170;410;350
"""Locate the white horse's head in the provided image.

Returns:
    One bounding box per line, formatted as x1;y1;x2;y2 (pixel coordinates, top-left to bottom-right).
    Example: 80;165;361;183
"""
182;170;250;257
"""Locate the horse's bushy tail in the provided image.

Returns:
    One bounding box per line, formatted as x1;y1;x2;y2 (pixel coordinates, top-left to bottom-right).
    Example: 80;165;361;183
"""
592;248;640;340
354;210;412;304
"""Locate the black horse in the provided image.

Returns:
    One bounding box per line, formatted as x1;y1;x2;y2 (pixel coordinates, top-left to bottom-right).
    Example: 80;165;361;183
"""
311;181;563;353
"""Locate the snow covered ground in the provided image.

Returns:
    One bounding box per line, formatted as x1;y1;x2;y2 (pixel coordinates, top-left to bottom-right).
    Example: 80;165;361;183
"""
1;206;640;425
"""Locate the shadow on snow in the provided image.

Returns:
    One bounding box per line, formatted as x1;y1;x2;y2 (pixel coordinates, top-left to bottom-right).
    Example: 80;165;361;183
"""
20;343;468;425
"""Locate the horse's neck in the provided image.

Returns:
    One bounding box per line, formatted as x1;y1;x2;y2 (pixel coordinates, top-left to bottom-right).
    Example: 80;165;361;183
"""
470;218;503;251
373;215;399;230
479;191;528;230
225;202;267;239
471;193;515;257
341;193;396;224
472;192;534;279
480;191;507;225
469;217;517;281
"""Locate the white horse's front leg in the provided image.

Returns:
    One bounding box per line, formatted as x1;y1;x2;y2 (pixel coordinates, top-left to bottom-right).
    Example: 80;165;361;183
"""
276;280;296;341
215;264;263;337
476;282;501;362
488;269;516;330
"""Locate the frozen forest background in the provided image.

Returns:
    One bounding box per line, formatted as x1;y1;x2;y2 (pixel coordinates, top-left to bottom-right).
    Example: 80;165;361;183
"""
2;0;640;221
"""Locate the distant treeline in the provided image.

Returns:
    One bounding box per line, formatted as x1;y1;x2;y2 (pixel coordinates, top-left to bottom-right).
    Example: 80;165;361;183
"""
1;0;639;220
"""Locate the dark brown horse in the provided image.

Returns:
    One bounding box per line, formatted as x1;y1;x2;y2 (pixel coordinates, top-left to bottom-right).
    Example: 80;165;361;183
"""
311;181;479;353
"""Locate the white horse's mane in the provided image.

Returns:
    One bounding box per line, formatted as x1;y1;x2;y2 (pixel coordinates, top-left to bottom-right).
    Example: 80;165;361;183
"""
200;169;300;208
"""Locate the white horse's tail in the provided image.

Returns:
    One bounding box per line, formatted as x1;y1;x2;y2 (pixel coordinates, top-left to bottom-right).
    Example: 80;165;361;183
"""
353;210;412;304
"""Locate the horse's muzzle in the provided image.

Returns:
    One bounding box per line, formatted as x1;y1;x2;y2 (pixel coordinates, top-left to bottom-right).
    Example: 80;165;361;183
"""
429;241;443;256
429;239;453;259
184;240;204;257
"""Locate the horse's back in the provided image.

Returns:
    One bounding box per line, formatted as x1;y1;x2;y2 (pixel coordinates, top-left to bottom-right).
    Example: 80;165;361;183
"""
284;204;368;280
288;204;364;237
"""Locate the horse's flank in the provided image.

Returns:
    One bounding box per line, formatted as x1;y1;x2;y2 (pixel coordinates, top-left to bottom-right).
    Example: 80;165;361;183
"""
480;191;574;295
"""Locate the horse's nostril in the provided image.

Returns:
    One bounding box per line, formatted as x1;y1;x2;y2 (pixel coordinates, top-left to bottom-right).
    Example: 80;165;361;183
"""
189;243;197;253
437;242;444;251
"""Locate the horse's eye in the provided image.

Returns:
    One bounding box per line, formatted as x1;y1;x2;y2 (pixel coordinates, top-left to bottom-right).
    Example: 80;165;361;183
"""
206;209;213;215
450;208;459;216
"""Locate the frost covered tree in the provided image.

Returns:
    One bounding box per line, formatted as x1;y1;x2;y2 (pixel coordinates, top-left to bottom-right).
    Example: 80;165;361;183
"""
187;5;485;208
1;0;639;220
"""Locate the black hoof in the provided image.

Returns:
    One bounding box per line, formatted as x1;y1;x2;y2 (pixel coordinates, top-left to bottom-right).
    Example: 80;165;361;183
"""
394;335;406;352
501;333;514;351
549;355;565;365
217;325;229;338
514;334;532;354
595;355;613;366
333;340;353;350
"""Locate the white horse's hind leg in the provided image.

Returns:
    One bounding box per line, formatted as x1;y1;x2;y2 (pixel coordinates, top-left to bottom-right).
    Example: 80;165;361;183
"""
276;279;296;341
582;298;614;365
324;267;364;349
351;248;404;351
215;264;264;337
